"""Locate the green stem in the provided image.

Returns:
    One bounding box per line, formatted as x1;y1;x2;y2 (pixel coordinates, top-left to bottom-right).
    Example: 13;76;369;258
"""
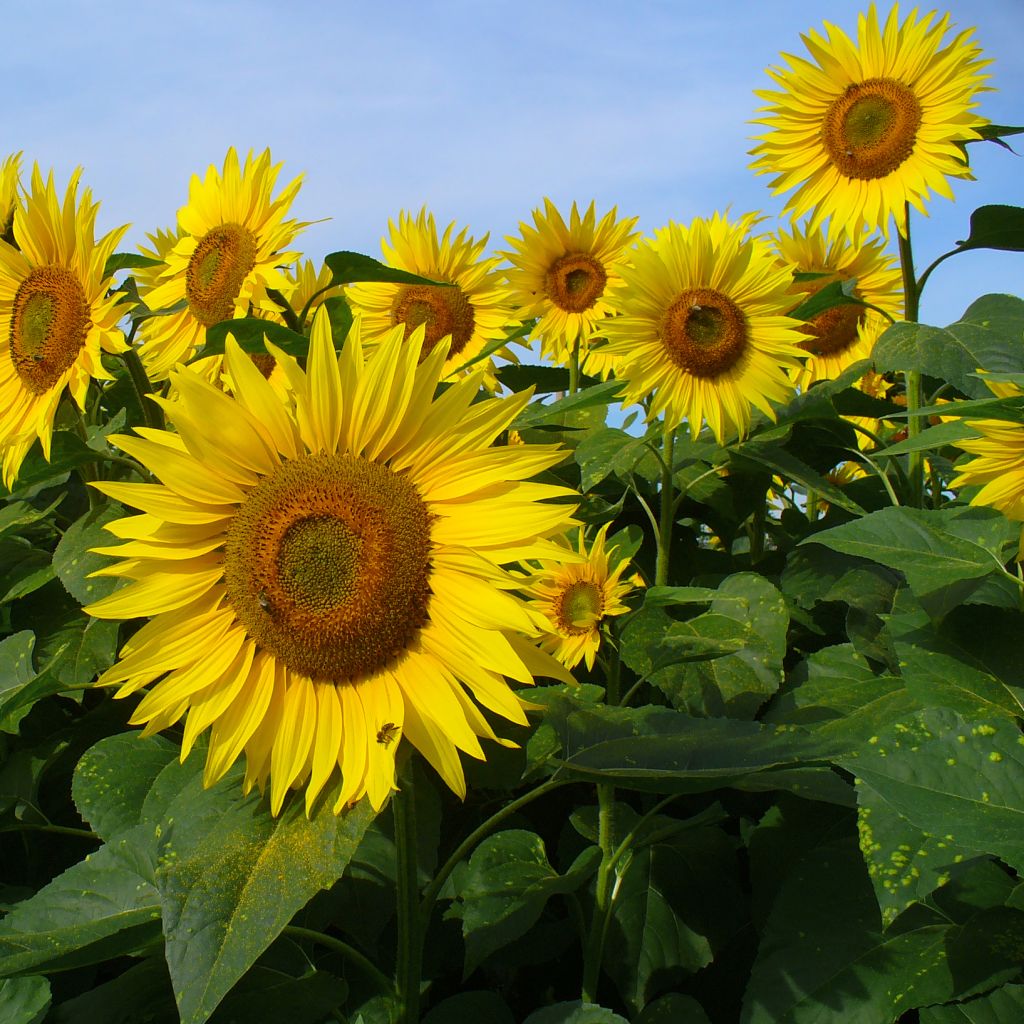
897;203;924;508
568;338;581;396
2;823;98;841
655;425;675;586
581;783;617;1004
284;925;394;996
121;347;163;431
393;764;422;1024
604;643;622;706
267;287;303;332
69;403;99;506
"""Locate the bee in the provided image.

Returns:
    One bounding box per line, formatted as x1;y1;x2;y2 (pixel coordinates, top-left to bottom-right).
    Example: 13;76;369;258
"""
257;590;272;613
376;722;400;747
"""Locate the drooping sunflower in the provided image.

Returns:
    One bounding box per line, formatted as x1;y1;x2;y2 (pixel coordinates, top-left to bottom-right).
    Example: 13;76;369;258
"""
771;222;903;389
137;148;306;380
751;5;990;242
525;523;638;672
0;165;129;487
85;312;578;814
502;199;639;370
603;212;805;443
0;152;23;244
347;208;517;386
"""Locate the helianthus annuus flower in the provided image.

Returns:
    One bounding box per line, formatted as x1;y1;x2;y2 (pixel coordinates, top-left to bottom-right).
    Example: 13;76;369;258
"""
603;212;805;443
502;199;639;369
137;148;305;380
347;208;517;386
85;312;577;814
772;222;903;389
273;258;345;328
0;165;128;487
525;523;638;671
750;5;990;242
0;152;22;244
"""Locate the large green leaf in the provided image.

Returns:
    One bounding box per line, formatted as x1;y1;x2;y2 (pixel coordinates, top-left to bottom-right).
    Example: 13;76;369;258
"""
635;994;712;1023
52;503;127;604
955;205;1024;254
523;1002;629;1024
0;977;50;1024
921;984;1024;1022
0;632;36;734
450;830;598;974
839;708;1024;874
574;427;660;490
203;318;308;358
512;381;622;430
323;250;445;287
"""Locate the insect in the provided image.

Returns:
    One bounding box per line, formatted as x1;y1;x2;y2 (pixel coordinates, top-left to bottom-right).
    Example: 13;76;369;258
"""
376;722;400;747
257;590;271;613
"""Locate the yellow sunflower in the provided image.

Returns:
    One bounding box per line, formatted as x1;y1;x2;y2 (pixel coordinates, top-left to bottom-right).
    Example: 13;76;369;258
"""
347;208;517;386
272;258;345;328
84;311;578;814
525;523;638;672
137;148;306;380
751;5;990;243
603;212;805;443
0;166;129;487
0;153;23;244
772;222;903;389
502;199;639;368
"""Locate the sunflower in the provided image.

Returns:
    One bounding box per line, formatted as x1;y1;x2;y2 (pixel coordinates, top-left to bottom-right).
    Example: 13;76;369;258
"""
0;166;129;487
525;523;638;672
603;212;805;443
273;258;345;328
750;5;990;242
136;148;306;380
502;199;639;369
772;222;903;389
0;153;22;244
347;208;517;386
85;312;578;813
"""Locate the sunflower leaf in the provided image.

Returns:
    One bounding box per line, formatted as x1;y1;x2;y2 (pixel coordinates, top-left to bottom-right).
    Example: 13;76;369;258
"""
323;250;448;287
920;984;1024;1022
787;278;865;322
956;205;1024;253
0;976;51;1024
103;252;163;278
203;318;308;359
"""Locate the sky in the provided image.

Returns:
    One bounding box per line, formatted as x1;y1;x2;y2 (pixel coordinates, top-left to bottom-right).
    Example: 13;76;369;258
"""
5;0;1022;327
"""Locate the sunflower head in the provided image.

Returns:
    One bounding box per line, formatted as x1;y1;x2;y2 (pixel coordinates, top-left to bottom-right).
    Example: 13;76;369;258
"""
603;212;805;443
0;164;129;486
526;523;638;672
771;221;903;389
751;5;991;242
85;311;579;814
136;148;307;380
347;208;518;387
502;199;639;367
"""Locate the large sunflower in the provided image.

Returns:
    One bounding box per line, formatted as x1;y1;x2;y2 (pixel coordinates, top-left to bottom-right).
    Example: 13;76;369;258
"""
0;166;128;487
750;5;990;242
603;212;805;443
85;312;577;813
525;523;638;672
347;208;517;386
771;222;903;389
502;199;639;369
137;148;305;380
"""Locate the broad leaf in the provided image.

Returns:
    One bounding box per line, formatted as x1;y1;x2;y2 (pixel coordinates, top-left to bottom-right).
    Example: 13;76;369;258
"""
53;503;126;604
513;381;622;430
921;984;1024;1022
523;1002;629;1024
203;318;308;358
955;205;1024;254
324;250;445;287
0;977;50;1024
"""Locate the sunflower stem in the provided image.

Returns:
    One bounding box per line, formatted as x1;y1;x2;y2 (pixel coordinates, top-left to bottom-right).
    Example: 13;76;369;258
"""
568;338;581;395
897;203;924;508
655;425;675;586
283;926;395;997
69;402;99;506
120;347;163;432
393;762;423;1024
267;287;303;333
581;782;617;1004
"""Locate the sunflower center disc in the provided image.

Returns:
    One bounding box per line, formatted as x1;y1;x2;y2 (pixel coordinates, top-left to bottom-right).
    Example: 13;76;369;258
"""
822;77;923;180
391;284;476;358
545;253;608;313
9;265;91;394
660;288;748;377
185;222;258;327
223;453;433;683
558;580;603;635
800;302;864;357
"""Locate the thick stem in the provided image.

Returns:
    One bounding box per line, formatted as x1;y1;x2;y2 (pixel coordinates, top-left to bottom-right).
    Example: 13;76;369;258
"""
393;766;423;1024
655;426;675;586
568;338;581;396
581;783;617;1003
897;203;924;508
121;347;164;432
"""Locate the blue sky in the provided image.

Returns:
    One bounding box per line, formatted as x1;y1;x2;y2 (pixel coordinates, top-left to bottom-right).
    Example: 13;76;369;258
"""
6;0;1022;325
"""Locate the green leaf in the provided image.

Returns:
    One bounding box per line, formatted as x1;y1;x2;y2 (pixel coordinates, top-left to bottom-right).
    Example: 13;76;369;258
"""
788;278;865;321
451;830;598;974
0;632;36;733
574;427;660;490
877;419;977;456
802;507;1004;618
523;1002;629;1024
0;539;54;604
512;381;622;429
32;601;119;688
104;252;163;277
48;958;177;1024
0;977;50;1024
497;364;578;394
0;498;60;542
635;994;712;1023
323;294;352;344
971;123;1024;149
324;249;447;287
73;734;178;842
955;205;1024;253
53;503;127;604
839;708;1024;874
0;829;162;975
203;318;308;358
423;991;516;1024
921;984;1024;1022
